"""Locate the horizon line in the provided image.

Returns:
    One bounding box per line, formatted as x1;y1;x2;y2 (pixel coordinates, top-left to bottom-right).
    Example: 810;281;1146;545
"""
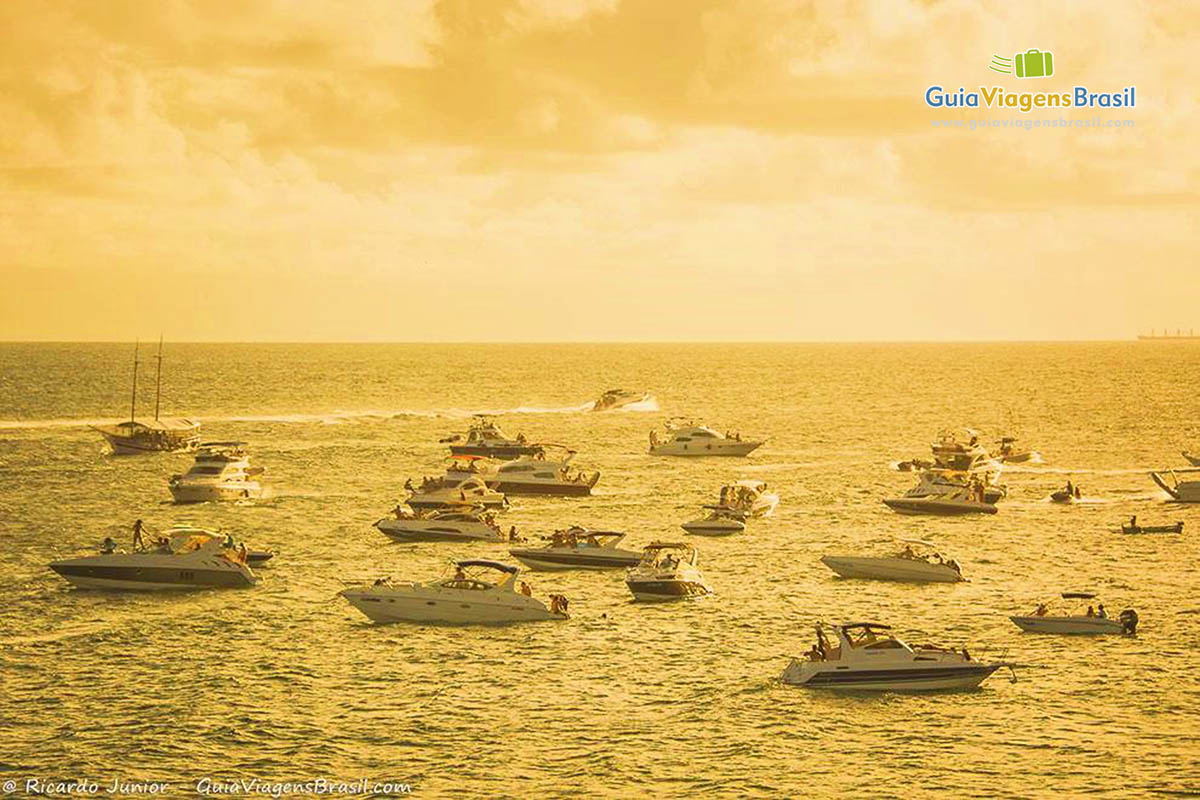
0;337;1184;345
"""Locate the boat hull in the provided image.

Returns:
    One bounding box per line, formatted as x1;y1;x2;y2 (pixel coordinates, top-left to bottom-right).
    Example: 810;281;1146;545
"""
820;556;964;583
782;661;1000;691
680;521;745;536
407;497;507;510
1009;615;1127;634
341;589;565;624
650;441;763;457
169;483;263;504
487;480;593;497
449;444;541;459
509;549;641;570
626;579;712;602
101;434;200;455
50;563;255;590
375;520;501;543
883;498;997;515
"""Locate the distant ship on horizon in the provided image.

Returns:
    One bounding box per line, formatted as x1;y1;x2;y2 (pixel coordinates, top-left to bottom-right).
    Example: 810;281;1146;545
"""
1138;328;1199;340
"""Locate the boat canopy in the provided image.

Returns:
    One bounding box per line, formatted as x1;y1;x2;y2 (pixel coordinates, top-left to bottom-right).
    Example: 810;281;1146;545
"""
643;541;690;552
455;559;519;574
840;622;893;631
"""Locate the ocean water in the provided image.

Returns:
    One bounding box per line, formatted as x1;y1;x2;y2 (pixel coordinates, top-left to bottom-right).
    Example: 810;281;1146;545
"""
1;342;1197;798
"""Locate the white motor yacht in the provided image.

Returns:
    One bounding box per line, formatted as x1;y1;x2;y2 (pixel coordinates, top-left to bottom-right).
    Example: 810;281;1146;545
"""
821;540;965;583
91;339;200;455
648;421;763;457
509;527;642;570
592;388;651;412
719;480;779;518
903;468;1006;505
168;442;265;504
680;506;747;536
781;623;1010;691
930;428;994;471
1010;593;1138;635
375;506;507;543
448;450;600;497
341;560;569;624
49;528;257;590
444;416;542;460
404;475;508;510
625;542;712;602
1149;469;1200;502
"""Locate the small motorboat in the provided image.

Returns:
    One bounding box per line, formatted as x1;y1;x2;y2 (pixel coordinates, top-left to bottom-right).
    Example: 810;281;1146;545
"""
882;492;997;516
681;506;747;536
341;560;569;625
1149;470;1200;503
994;436;1038;464
404;475;507;510
444;416;542;460
1009;593;1138;635
1182;451;1200;467
509;527;642;570
625;542;712;602
718;480;779;518
1120;516;1183;535
375;506;507;543
592;388;651;412
902;468;1006;505
781;622;1011;691
49;528;258;590
648;421;763;457
483;450;600;497
168;442;265;504
820;539;965;583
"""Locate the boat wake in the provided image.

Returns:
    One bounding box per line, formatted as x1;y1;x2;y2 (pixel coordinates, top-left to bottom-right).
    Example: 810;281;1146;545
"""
612;396;660;413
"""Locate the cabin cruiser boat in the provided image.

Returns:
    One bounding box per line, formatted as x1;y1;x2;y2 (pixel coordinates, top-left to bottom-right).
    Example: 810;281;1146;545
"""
821;540;965;583
681;507;747;536
375;506;506;543
49;528;257;590
719;480;779;518
404;476;508;510
340;560;569;624
592;388;651;412
446;450;600;497
994;436;1038;464
1149;469;1200;502
1183;451;1200;467
883;485;997;516
902;468;1006;505
168;442;265;504
648;421;763;457
930;428;993;471
1009;593;1138;635
1120;516;1183;534
625;542;712;601
92;340;200;454
509;527;642;570
443;416;541;460
781;622;1010;691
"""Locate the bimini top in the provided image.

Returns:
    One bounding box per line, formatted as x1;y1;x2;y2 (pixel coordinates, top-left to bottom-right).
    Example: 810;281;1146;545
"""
1061;591;1098;600
455;559;519;574
643;541;690;552
840;622;893;631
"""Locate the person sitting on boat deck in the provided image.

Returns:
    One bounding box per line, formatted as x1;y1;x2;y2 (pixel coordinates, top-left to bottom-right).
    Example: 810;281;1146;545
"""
454;566;466;582
1086;605;1096;617
1097;604;1107;618
1128;515;1139;532
808;644;823;662
404;478;414;491
132;519;146;552
519;581;532;597
508;525;519;542
550;531;564;547
100;536;118;554
155;536;170;552
901;544;915;559
1074;485;1082;499
517;432;527;444
661;554;678;571
566;530;578;547
1035;603;1049;616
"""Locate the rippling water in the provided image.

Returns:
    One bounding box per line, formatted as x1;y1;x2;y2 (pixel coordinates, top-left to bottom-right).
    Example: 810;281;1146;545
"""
1;342;1198;797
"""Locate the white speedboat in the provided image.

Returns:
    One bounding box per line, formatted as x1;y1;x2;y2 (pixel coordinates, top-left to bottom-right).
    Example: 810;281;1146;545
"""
930;428;993;471
49;528;257;590
405;476;507;510
883;488;997;516
168;442;265;504
340;560;569;624
781;623;1010;691
1010;593;1138;635
903;469;1006;505
680;506;747;536
719;480;779;518
1149;469;1200;502
444;416;541;460
375;506;506;543
648;421;763;457
994;436;1038;464
91;339;200;455
509;527;642;570
625;542;712;601
455;450;600;497
592;388;650;412
821;540;965;583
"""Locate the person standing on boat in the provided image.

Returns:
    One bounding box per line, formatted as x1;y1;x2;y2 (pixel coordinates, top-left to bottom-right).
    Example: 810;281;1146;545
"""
132;519;146;552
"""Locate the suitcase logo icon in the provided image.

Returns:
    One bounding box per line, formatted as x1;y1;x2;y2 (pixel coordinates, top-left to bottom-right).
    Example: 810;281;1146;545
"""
1014;49;1053;78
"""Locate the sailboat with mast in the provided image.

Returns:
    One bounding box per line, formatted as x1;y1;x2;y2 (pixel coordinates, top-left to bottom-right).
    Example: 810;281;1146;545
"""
91;338;200;455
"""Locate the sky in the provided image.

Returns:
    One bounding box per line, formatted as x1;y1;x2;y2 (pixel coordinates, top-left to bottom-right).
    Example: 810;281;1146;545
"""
1;0;1197;342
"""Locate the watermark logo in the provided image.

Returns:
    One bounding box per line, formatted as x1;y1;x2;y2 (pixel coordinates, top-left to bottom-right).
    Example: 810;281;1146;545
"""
990;49;1055;79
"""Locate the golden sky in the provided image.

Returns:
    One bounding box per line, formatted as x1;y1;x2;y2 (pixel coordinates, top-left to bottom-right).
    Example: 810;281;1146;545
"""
1;0;1196;341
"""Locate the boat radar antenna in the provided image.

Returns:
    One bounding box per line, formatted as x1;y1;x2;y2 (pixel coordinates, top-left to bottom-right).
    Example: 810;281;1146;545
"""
154;334;164;421
129;340;140;424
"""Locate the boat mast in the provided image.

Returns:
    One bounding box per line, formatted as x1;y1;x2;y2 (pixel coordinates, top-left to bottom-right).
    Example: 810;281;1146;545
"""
130;340;140;424
154;334;163;421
